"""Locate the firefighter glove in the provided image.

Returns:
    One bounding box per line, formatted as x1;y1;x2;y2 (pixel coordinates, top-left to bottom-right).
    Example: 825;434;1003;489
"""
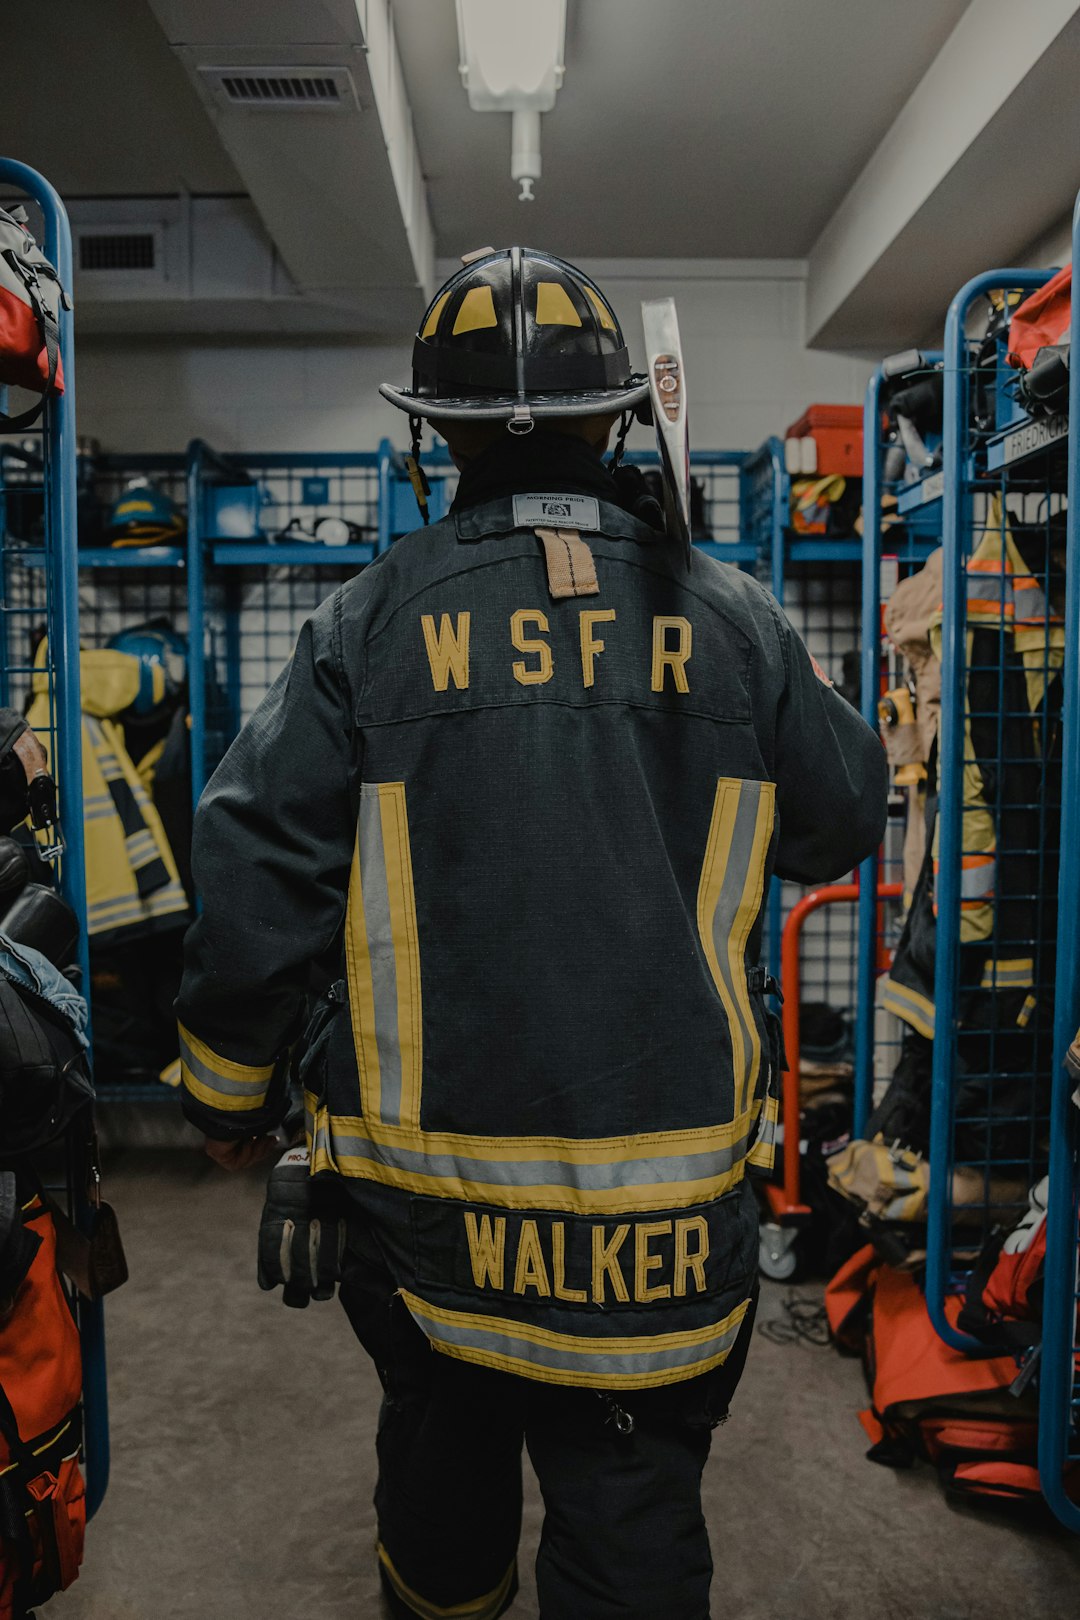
257;1146;345;1308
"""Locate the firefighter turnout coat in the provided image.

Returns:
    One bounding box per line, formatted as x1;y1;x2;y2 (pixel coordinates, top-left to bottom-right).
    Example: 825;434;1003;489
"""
178;433;887;1390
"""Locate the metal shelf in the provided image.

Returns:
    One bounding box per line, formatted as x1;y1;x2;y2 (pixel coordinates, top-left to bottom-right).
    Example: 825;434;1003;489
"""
211;540;376;566
787;537;862;563
20;544;185;569
896;469;945;516
695;539;759;563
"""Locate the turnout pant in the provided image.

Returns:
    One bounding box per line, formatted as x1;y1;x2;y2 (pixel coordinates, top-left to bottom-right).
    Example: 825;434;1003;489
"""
339;1227;757;1620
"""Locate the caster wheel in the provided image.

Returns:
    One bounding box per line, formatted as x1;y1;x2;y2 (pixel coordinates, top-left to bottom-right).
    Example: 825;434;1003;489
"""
758;1223;798;1281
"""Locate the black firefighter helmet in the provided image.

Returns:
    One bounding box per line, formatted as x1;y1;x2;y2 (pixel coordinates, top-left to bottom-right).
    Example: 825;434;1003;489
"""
380;246;650;429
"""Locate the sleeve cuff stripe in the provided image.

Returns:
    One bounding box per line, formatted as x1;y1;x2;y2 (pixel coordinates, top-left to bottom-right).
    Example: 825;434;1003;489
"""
177;1022;275;1086
181;1066;270;1114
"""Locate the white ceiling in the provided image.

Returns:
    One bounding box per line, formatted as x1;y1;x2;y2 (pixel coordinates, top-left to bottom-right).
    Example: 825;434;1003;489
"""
392;0;973;259
0;0;242;195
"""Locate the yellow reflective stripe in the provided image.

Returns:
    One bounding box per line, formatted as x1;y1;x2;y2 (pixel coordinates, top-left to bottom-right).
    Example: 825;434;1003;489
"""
379;784;423;1132
980;957;1035;990
345;834;382;1122
747;1094;778;1171
697;778;775;1119
729;786;773;1115
345;782;425;1129
377;1543;515;1620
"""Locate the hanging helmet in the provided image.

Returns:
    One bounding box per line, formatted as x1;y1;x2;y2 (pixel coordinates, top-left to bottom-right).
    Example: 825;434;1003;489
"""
380;246;650;428
107;480;185;547
106;623;187;717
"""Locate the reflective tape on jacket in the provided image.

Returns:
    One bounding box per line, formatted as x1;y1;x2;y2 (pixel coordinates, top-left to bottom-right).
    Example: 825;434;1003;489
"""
980;957;1035;991
178;1022;275;1114
696;776;775;1118
399;1288;752;1388
308;1105;758;1214
337;773;774;1214
746;1094;778;1173
879;975;936;1040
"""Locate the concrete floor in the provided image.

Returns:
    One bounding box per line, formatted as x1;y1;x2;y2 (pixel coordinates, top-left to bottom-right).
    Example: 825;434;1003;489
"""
48;1152;1080;1620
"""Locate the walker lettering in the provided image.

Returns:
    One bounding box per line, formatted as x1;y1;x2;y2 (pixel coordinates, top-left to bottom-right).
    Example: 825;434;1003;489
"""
462;1211;710;1302
421;610;693;693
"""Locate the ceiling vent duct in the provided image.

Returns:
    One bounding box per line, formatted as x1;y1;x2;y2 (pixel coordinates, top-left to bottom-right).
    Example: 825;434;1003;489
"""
198;66;359;112
78;232;157;273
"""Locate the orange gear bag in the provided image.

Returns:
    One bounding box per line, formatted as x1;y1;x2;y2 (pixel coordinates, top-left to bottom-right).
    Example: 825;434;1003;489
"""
1006;266;1072;371
0;1194;85;1617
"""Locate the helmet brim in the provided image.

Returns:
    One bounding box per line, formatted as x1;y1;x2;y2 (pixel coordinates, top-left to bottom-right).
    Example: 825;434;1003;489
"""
379;378;650;423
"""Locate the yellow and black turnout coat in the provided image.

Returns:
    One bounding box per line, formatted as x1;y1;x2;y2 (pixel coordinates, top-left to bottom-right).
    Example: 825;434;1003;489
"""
178;433;886;1389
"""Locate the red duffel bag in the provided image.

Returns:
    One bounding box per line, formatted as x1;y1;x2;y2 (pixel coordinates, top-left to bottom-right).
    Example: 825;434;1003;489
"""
0;1188;85;1618
0;204;67;429
1006;266;1071;372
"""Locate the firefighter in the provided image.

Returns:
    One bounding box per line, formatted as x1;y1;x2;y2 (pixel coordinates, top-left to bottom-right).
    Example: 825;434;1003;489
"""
178;247;887;1620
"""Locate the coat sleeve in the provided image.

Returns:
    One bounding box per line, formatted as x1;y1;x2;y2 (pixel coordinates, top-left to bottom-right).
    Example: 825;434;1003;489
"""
176;593;357;1139
768;600;888;884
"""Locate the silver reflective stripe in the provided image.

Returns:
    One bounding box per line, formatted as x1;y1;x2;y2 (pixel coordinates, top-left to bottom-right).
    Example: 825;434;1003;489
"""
980;959;1034;989
960;861;995;899
708;779;762;1097
325;1120;751;1193
178;1031;269;1099
406;1296;749;1380
358;786;404;1126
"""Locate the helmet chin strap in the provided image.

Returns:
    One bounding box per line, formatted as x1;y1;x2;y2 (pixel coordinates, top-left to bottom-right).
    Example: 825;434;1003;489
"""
404;413;432;525
609;409;634;470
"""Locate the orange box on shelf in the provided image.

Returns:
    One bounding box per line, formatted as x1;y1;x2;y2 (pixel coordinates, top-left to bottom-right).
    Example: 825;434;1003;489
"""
784;404;864;478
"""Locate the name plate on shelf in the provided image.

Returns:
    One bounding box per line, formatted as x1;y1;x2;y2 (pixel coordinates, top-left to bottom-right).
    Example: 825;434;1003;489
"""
1001;413;1068;466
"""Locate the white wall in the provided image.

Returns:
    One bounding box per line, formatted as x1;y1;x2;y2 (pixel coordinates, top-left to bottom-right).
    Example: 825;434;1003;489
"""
74;263;872;456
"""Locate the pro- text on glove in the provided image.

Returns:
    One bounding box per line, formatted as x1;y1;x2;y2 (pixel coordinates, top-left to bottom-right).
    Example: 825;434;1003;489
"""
257;1146;346;1308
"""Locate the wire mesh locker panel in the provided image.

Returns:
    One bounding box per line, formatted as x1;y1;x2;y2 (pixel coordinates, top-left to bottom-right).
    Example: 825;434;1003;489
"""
190;442;444;800
0;158;107;1517
855;359;945;1137
928;267;1062;1354
1039;194;1080;1532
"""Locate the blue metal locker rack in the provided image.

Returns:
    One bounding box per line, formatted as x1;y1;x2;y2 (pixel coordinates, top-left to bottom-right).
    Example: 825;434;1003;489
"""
1039;191;1080;1533
0;159;108;1516
855;359;945;1136
926;265;1062;1357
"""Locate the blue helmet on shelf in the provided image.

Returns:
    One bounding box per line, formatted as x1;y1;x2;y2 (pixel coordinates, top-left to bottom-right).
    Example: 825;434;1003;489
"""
107;480;185;547
106;623;187;717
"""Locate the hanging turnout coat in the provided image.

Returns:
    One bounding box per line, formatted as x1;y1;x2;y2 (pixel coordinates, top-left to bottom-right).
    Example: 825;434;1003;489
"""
177;434;887;1390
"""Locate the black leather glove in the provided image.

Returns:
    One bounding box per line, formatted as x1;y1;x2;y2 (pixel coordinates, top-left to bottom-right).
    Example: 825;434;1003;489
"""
257;1146;346;1308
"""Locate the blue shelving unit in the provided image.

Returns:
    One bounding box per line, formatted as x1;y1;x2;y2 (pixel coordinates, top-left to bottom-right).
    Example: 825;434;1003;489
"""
0;156;108;1520
1039;193;1080;1534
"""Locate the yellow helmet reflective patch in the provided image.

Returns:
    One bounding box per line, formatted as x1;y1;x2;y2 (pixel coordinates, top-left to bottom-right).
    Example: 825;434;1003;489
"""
584;286;616;331
421;290;451;341
536;281;582;327
452;285;499;335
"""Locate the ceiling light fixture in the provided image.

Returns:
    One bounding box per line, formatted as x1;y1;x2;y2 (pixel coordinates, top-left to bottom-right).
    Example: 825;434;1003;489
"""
455;0;566;201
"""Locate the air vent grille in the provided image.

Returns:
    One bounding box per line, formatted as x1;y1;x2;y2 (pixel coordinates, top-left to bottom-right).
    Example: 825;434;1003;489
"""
222;73;338;105
78;233;157;273
199;66;358;112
